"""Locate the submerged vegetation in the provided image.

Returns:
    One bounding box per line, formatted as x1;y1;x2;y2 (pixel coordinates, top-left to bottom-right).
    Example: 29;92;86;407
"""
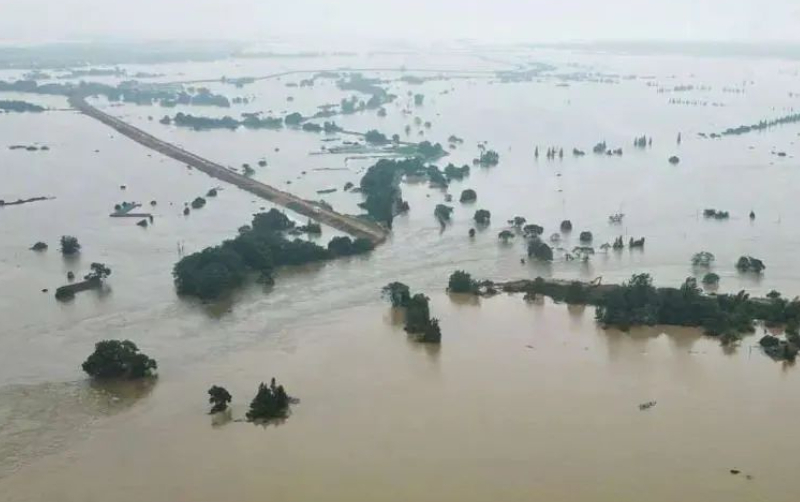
208;386;232;414
0;100;45;112
381;282;442;343
246;378;292;422
465;274;800;361
82;340;157;379
173;209;374;299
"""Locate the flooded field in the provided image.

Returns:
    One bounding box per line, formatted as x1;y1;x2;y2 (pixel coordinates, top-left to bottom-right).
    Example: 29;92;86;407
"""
1;46;800;501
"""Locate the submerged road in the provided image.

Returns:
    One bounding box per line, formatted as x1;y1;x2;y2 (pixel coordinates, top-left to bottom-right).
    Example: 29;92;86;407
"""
68;94;389;244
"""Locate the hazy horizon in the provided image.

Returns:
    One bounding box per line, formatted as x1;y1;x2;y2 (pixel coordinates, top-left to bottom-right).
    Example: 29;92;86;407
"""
1;0;799;45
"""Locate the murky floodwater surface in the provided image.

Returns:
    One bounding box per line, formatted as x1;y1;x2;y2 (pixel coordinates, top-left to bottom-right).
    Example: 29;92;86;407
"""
1;47;799;501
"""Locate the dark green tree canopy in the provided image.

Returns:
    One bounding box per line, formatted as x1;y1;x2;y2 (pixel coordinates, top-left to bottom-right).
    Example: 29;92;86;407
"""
82;340;157;380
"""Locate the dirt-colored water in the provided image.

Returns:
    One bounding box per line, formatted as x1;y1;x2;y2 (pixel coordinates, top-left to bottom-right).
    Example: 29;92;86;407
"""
1;47;800;501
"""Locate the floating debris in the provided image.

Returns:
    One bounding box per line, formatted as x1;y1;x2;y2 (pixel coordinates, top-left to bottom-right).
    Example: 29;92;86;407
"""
638;401;657;411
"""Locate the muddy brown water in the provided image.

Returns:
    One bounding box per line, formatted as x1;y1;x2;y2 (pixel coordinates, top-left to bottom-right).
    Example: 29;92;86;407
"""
1;49;800;500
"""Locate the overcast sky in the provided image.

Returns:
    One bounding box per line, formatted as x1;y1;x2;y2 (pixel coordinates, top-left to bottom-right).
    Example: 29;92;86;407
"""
1;0;799;44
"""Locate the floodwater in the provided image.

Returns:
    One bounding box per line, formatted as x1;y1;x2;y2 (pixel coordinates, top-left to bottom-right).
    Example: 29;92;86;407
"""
1;46;800;501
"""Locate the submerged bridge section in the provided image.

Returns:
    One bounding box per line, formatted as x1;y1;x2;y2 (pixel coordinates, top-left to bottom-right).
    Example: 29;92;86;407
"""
69;95;388;244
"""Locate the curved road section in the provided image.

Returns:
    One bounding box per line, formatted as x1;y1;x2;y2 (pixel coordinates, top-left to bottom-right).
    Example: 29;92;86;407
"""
69;94;388;245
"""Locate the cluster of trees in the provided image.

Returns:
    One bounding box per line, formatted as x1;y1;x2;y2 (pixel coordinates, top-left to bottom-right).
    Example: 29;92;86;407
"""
82;340;157;379
245;378;293;421
460;189;477;203
381;283;442;343
448;270;479;294
358;159;417;227
364;129;389;144
478;150;500;166
527;237;554;261
0;100;45;112
703;209;729;219
166;112;335;132
474;209;491;225
736;256;765;273
415;141;447;160
633;135;652;148
60;235;80;255
594;274;798;348
443;163;470;181
434;204;453;223
173;209;374;299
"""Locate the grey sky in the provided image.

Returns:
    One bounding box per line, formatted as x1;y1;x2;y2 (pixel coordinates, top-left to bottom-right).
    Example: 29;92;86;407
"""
1;0;799;43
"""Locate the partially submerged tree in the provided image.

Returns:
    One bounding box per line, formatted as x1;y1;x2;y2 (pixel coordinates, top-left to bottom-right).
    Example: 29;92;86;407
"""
498;230;515;242
527;237;553;261
448;270;478;294
434;204;453;223
460;189;477;203
474;209;491;226
382;282;411;307
30;241;48;251
702;272;720;286
560;220;573;232
736;256;765;273
692;252;716;267
60;235;81;255
85;262;112;283
246;378;292;422
208;385;232;414
579;231;593;243
81;340;157;380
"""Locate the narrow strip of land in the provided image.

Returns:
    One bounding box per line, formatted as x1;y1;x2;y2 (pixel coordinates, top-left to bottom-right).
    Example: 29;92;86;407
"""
68;94;388;244
167;67;498;86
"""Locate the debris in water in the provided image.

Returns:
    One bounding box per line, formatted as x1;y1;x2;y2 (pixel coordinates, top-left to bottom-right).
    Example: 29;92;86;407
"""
638;401;657;411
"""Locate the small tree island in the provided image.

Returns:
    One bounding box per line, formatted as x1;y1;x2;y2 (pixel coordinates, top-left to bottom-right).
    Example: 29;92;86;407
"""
246;378;292;422
82;340;157;380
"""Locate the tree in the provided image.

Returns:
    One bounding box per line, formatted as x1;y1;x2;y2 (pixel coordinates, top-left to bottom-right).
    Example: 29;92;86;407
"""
478;150;500;166
565;282;587;304
523;224;544;237
702;273;720;286
382;282;411;307
579;231;593;243
208;385;232;414
560;220;573;232
81;340;157;379
327;236;374;257
498;230;515;242
474;209;491;225
246;378;291;421
527;238;553;261
692;252;715;267
434;204;453;222
30;241;48;251
60;235;81;255
364;129;389;144
736;256;765;273
284;112;303;126
460;189;477;203
414;94;424;106
448;270;477;294
252;209;295;233
417;318;442;344
173;245;248;299
405;293;432;333
191;197;206;209
84;262;112;282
